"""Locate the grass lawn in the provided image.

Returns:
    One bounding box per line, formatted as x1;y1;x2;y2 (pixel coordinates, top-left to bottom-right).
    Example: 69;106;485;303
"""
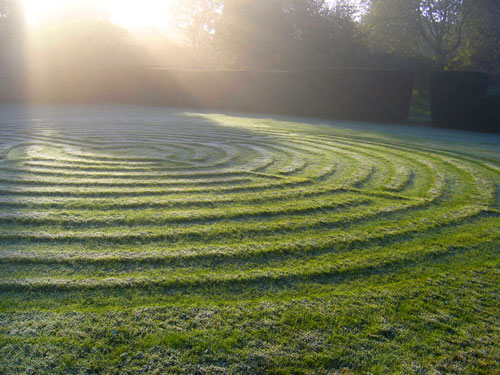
0;104;499;375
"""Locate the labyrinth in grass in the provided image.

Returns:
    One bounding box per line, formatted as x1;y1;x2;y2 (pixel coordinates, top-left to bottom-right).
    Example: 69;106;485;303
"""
0;105;499;374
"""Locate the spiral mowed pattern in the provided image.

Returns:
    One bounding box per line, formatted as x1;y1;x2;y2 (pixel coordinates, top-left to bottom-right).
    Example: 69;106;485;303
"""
1;105;499;374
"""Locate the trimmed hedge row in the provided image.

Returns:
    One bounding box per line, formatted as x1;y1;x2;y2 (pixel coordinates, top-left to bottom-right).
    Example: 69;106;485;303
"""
2;66;415;122
430;71;499;133
154;68;415;121
469;94;500;133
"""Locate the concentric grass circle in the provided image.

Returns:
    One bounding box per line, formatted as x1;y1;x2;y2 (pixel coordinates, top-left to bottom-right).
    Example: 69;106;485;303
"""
0;106;499;291
1;105;499;374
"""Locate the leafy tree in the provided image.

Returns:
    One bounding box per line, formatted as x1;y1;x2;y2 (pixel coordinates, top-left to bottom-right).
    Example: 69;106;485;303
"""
0;0;26;66
24;1;147;68
285;0;366;68
171;0;222;50
457;0;500;76
363;0;424;65
214;0;294;69
214;0;365;69
363;0;470;68
417;0;470;68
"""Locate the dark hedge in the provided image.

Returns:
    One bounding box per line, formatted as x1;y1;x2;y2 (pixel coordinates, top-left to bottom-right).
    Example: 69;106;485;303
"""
430;71;497;132
154;68;415;122
1;66;415;122
468;94;500;133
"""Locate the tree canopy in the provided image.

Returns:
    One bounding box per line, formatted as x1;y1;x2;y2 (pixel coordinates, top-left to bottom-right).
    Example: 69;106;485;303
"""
0;0;498;79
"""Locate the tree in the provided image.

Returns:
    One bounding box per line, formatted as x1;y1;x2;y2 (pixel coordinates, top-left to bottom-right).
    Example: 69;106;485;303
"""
363;0;424;62
171;0;222;50
417;0;470;68
285;0;366;68
0;0;26;65
23;1;148;68
363;0;470;68
214;0;295;69
214;0;365;69
457;0;500;76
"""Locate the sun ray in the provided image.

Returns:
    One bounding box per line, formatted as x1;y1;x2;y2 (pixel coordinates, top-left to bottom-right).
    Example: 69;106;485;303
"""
22;0;173;30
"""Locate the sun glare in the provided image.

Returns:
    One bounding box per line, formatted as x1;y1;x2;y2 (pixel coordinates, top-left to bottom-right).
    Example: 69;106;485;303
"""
23;0;173;30
23;0;63;26
108;0;173;30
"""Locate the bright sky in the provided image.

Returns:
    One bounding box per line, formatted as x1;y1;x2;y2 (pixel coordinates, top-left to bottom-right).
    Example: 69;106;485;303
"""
23;0;175;31
22;0;364;33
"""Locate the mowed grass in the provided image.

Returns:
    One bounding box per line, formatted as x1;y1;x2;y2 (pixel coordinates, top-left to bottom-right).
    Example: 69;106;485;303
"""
0;104;499;375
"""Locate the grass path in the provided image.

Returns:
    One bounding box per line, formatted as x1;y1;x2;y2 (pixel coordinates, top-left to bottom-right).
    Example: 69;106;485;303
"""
0;104;499;375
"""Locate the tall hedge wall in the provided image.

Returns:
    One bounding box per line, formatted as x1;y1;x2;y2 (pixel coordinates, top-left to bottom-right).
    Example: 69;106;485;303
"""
430;71;499;132
468;94;500;133
1;66;415;122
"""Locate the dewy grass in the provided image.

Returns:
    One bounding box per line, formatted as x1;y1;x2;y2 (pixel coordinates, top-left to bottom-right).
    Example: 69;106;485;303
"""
0;104;499;375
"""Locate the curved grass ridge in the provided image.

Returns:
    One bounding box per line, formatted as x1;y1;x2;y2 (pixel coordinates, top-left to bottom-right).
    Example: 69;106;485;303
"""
0;106;499;374
0;111;499;286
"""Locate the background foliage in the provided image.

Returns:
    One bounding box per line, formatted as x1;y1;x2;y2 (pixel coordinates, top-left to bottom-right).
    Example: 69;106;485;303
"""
0;0;498;79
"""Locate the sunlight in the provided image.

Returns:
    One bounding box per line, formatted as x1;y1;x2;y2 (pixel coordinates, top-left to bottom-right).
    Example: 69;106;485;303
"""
23;0;63;26
23;0;173;30
108;0;173;30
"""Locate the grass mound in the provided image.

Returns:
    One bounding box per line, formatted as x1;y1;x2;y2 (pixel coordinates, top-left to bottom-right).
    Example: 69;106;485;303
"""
0;105;499;374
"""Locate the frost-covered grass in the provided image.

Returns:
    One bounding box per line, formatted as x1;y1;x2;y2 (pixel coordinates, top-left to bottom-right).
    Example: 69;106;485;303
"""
0;104;499;375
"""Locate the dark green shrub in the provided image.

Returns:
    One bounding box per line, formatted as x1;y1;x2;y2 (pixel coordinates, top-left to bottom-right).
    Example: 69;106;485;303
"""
298;68;415;121
430;71;490;129
4;67;415;122
154;68;414;122
469;94;500;133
